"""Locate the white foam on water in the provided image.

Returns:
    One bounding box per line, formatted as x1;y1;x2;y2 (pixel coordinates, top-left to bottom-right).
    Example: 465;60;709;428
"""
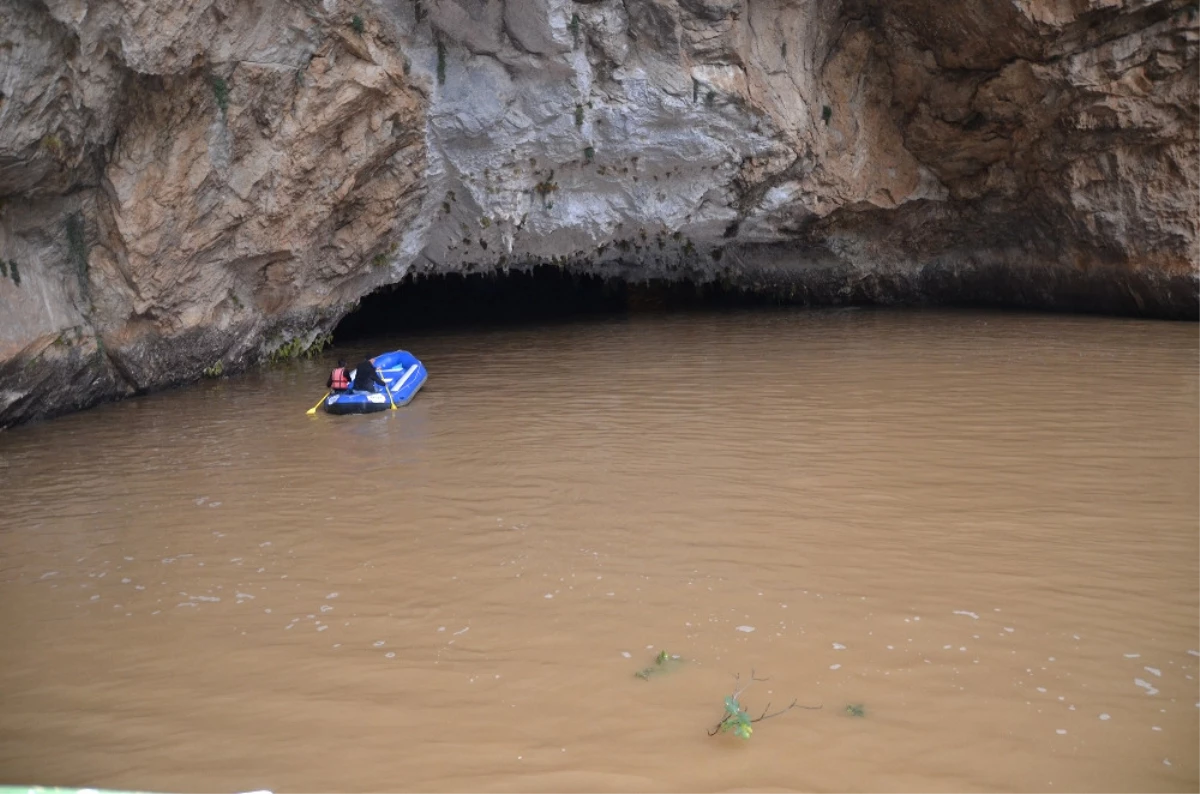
454;627;470;635
1134;678;1160;695
121;578;131;584
1004;627;1015;633
319;604;332;612
437;626;445;632
1124;653;1141;659
1037;687;1047;693
385;652;396;658
1152;726;1162;731
1144;666;1162;677
317;625;328;632
943;645;952;650
830;664;841;670
373;640;385;647
90;594;99;601
1164;759;1171;766
1055;729;1067;735
736;626;755;633
832;642;845;649
953;611;979;619
621;651;632;658
236;593;254;600
326;592;338;599
1187;650;1199;657
1099;713;1110;720
544;593;553;599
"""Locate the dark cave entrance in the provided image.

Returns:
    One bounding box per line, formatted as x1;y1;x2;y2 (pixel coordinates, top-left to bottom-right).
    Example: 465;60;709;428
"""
330;266;773;342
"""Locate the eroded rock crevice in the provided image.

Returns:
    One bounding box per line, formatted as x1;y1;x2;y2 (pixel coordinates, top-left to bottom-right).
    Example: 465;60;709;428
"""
1;0;1196;427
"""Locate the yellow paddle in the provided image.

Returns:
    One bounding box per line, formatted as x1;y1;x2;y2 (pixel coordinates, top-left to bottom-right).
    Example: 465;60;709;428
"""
379;369;397;410
306;391;329;415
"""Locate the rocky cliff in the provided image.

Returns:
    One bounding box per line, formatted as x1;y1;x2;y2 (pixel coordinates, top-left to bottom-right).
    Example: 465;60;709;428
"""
1;0;1197;426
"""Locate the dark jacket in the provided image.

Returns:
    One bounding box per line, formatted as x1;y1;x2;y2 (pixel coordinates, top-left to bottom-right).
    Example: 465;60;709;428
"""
351;359;387;392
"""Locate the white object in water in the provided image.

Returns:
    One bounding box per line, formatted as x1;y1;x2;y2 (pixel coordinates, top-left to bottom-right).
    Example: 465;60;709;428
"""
1134;678;1159;695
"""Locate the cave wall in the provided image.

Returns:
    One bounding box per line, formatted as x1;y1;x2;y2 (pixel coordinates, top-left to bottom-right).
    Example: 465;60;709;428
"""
0;0;1196;426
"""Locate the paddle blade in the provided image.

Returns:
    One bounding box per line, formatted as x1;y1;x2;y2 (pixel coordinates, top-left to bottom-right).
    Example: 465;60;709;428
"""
306;391;330;415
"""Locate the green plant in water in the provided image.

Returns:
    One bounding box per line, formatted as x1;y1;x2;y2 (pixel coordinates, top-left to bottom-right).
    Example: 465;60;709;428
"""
574;104;584;128
436;40;447;85
203;361;225;378
707;672;819;740
635;649;682;680
584;145;595;163
212;76;230;114
845;703;865;717
350;14;365;34
720;695;755;739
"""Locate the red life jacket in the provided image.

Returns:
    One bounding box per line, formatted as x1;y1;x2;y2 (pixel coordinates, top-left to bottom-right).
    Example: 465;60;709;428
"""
330;367;350;390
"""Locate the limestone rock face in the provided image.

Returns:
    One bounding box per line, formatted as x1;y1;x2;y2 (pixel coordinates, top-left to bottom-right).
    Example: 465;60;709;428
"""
1;0;1196;426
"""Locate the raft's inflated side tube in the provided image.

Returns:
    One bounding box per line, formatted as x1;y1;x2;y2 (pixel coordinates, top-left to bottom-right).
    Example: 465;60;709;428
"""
323;350;428;415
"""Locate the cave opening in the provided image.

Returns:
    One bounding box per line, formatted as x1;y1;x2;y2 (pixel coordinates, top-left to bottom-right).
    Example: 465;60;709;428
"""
331;266;777;343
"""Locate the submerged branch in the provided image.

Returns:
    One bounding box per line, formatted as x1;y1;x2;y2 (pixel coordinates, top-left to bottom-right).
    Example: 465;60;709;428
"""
708;675;821;736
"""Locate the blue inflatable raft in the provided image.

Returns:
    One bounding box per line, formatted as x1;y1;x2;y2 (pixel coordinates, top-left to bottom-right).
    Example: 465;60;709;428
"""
323;350;427;415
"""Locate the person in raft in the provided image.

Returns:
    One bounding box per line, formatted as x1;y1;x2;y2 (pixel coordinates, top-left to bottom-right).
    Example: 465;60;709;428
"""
327;359;352;392
349;356;388;393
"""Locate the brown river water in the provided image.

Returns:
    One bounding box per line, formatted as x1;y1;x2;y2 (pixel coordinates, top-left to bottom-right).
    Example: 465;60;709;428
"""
0;308;1197;793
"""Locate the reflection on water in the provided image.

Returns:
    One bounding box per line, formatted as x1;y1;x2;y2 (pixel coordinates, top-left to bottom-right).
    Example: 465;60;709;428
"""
0;308;1197;793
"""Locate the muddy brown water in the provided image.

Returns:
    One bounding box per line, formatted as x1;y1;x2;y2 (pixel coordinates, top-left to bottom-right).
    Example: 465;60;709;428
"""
1;308;1197;793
